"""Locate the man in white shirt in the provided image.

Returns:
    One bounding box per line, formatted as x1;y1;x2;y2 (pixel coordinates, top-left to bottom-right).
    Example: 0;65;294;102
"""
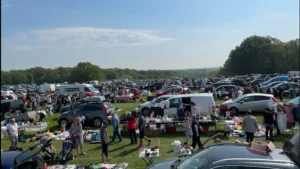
6;118;18;149
237;88;243;98
78;113;86;128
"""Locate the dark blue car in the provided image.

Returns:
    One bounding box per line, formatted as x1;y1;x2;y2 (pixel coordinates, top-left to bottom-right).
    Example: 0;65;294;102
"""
1;145;45;169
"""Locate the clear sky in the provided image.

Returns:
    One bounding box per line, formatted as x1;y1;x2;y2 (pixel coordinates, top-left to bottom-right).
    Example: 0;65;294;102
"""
1;0;299;70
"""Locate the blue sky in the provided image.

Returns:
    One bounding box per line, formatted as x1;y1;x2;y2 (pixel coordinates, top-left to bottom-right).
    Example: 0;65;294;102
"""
1;0;299;70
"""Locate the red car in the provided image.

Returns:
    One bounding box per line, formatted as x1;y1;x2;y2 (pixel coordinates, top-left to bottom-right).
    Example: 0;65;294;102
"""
155;86;190;97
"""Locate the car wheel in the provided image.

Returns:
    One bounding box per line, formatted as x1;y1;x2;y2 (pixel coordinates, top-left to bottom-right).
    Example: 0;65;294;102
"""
229;107;238;114
142;108;150;116
93;118;103;127
60;119;68;127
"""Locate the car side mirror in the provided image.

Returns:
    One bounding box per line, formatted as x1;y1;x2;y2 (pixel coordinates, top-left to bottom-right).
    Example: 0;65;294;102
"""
239;101;244;104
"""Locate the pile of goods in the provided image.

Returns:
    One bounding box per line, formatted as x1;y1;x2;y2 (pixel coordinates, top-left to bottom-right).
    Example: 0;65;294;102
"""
172;140;194;155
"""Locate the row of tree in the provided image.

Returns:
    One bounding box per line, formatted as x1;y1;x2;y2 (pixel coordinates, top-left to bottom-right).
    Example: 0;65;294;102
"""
218;36;299;75
1;62;216;85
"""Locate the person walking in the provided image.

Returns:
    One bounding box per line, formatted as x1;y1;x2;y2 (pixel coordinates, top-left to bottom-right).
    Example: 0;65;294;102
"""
69;117;85;157
184;111;191;144
126;112;137;144
6;118;18;150
137;112;151;149
191;102;198;116
100;121;109;163
191;115;203;150
263;108;276;141
242;110;259;143
111;112;122;142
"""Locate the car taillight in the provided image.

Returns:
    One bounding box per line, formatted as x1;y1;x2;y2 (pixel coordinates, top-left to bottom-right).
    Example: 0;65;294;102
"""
212;106;215;113
272;97;277;102
104;105;109;115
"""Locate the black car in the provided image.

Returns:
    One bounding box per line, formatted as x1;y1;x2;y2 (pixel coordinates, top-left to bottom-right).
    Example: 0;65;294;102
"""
147;132;300;169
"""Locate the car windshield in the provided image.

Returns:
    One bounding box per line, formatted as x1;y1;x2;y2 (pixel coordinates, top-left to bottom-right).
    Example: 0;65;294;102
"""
177;149;209;169
88;86;97;92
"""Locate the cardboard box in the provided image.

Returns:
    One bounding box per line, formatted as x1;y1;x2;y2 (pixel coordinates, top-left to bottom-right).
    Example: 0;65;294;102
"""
250;139;276;152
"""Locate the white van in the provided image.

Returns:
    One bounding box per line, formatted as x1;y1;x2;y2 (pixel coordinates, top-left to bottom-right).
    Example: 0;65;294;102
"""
39;83;56;92
138;95;174;115
160;93;216;118
55;84;99;96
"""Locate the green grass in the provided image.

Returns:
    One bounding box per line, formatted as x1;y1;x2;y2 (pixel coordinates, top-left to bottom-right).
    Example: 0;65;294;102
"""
1;97;295;169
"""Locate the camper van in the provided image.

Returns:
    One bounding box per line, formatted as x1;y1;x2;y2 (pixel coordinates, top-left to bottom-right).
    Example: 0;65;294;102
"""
55;84;99;96
159;93;216;118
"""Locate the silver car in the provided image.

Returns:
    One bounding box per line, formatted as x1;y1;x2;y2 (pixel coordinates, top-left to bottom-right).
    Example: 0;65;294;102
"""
220;93;278;113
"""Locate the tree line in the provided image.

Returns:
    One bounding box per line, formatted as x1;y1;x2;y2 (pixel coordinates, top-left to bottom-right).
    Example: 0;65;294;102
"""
218;35;299;76
1;62;215;85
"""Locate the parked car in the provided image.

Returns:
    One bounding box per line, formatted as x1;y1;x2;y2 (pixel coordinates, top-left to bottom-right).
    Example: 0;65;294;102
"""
272;82;300;97
230;79;247;87
259;81;283;93
1;144;45;169
155;85;187;98
57;97;114;127
215;85;238;99
138;95;173;116
208;82;232;88
262;76;289;85
220;93;278;114
147;132;300;169
249;79;265;86
284;96;300;106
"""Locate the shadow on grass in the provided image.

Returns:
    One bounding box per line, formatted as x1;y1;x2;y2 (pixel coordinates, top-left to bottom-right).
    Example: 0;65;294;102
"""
113;147;137;158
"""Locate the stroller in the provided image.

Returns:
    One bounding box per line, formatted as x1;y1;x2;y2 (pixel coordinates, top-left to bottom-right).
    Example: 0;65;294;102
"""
56;137;74;164
39;136;56;161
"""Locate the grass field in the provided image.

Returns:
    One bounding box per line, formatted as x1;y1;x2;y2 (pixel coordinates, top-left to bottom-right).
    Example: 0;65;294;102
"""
1;96;296;169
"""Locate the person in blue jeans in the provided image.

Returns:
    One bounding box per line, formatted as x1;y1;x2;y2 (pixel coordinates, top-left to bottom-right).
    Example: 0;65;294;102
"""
111;112;122;142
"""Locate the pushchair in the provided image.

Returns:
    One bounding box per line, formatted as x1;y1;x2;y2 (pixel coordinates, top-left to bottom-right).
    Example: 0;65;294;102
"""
39;136;56;161
56;137;74;164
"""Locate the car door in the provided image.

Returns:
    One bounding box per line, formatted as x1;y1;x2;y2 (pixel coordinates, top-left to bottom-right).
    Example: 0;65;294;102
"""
82;105;98;123
237;96;256;112
164;98;180;117
254;96;271;111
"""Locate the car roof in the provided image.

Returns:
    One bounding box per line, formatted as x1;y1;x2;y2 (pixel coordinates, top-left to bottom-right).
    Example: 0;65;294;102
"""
243;93;274;97
171;93;213;99
208;144;293;164
1;151;22;166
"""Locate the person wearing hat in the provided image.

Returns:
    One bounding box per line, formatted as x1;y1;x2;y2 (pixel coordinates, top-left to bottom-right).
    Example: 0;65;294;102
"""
100;120;109;163
6;118;18;150
69;117;85;157
263;108;276;141
243;110;259;143
137;112;151;149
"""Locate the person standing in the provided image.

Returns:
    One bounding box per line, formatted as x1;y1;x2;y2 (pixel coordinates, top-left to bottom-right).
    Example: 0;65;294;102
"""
191;102;198;116
184;112;191;144
6;118;18;150
279;86;284;102
137;112;151;149
69;117;85;157
100;121;109;163
243;110;259;143
78;113;86;128
237;88;243;98
177;99;187;121
191;115;203;150
111;113;122;142
127;112;137;144
274;104;286;135
263;108;276;141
